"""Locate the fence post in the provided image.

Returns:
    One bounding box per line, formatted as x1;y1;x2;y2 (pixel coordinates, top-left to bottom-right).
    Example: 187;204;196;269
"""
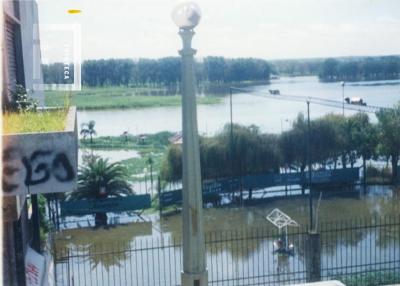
31;194;41;253
51;232;58;285
55;195;60;231
363;159;367;194
305;231;321;282
67;248;71;286
13;217;27;286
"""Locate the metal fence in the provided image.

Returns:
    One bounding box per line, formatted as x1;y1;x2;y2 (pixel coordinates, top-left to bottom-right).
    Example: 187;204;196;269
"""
54;215;400;286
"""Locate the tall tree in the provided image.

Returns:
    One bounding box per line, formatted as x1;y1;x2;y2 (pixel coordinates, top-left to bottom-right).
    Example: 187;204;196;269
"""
376;104;400;183
347;113;378;184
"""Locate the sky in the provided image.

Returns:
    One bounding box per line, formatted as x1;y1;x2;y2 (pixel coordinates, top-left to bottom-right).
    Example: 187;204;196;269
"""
37;0;400;62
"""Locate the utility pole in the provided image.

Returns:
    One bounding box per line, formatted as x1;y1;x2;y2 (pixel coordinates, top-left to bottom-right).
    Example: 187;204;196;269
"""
230;87;235;198
307;101;313;230
341;81;345;116
230;87;233;140
158;176;162;218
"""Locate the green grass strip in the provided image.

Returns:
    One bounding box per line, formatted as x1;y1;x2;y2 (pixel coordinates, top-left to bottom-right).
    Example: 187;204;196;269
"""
3;109;68;134
45;87;221;110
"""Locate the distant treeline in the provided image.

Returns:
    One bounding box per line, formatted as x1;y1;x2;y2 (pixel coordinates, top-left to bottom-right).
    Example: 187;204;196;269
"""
271;55;400;82
318;56;400;82
42;57;270;87
43;55;400;87
270;58;323;77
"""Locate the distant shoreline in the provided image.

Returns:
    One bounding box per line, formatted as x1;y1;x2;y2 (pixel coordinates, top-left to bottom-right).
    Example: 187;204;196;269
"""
45;76;400;111
45;87;223;110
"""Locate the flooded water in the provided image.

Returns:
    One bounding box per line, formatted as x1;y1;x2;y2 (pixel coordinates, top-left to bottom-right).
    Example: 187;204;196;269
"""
78;149;139;164
78;76;400;136
55;186;400;286
56;186;399;244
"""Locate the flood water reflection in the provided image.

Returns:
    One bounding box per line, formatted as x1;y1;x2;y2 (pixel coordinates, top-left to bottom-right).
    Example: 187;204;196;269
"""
55;186;400;286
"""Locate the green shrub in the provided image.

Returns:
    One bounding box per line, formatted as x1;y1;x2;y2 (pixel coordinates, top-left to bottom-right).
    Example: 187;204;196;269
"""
5;84;38;112
38;195;49;242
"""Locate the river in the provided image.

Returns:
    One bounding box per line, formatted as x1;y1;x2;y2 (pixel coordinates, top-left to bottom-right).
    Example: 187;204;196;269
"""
78;76;400;136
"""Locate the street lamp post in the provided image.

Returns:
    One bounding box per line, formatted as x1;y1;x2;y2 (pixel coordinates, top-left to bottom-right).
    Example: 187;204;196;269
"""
172;3;208;286
341;81;345;116
230;87;233;144
229;87;234;196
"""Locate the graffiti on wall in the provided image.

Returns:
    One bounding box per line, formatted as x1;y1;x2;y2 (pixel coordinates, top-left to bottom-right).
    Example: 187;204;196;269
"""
2;147;76;195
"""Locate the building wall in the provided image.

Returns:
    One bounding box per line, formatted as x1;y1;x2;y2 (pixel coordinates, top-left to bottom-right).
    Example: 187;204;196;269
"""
2;1;40;284
19;0;44;106
2;0;25;106
2;0;44;107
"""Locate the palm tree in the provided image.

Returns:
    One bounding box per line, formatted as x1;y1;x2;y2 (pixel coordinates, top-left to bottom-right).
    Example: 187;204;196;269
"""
68;158;133;227
80;120;97;144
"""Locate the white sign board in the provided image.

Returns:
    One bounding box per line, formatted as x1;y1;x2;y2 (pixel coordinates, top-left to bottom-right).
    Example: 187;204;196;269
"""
266;208;299;230
25;247;45;286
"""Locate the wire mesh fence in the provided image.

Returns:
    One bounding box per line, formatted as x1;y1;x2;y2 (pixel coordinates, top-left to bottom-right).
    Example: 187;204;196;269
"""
54;215;400;286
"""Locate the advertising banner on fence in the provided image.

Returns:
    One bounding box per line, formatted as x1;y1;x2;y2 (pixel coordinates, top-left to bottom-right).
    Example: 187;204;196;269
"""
160;168;360;207
159;189;182;207
25;247;45;286
60;194;151;216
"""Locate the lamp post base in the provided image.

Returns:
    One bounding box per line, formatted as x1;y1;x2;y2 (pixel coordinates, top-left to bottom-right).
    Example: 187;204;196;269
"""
181;270;208;286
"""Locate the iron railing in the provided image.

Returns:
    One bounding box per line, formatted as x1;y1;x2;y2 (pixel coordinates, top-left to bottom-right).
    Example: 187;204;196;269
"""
54;215;400;286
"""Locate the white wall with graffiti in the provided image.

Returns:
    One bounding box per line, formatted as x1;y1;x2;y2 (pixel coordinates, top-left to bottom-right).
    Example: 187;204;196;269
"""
2;107;78;197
